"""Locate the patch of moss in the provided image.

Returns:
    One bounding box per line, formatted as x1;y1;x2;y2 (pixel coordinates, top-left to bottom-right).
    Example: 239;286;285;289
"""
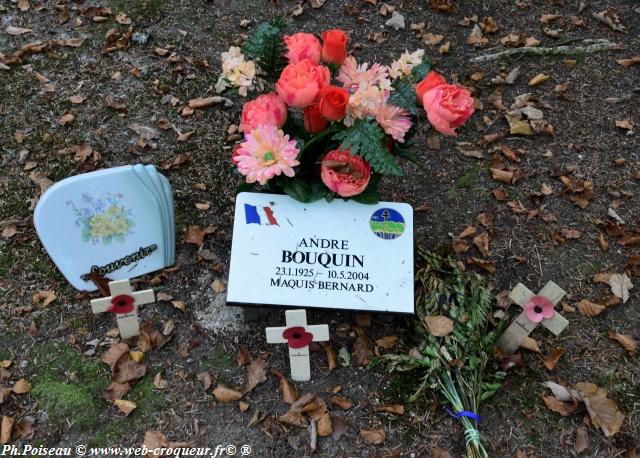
128;372;166;412
210;346;236;370
30;342;167;445
456;165;484;189
32;378;102;429
30;342;109;430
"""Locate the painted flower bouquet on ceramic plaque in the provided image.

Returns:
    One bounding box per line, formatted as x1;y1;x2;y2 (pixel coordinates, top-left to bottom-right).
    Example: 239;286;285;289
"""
217;20;475;203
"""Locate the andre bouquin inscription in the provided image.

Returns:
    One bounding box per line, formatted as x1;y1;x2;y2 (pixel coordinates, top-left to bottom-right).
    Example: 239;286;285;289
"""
227;193;414;314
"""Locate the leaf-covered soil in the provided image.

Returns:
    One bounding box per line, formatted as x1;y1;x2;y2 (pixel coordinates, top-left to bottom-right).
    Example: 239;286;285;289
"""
1;0;639;456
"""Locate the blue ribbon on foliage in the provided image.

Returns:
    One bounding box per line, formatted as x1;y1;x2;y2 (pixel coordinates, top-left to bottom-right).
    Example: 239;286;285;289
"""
445;407;481;423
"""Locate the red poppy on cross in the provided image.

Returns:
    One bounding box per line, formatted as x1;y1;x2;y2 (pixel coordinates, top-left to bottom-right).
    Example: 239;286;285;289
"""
90;279;155;339
266;309;329;381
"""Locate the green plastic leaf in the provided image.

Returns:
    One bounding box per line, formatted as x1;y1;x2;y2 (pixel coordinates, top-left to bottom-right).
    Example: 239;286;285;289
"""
411;59;432;82
332;119;403;176
389;77;420;115
351;186;380;204
237;182;256;194
242;19;286;77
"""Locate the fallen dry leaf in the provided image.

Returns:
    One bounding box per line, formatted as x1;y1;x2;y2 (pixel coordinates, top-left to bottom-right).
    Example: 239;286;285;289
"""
330;396;352;410
353;329;374;367
153;372;168;390
242;357;267;394
127;123;159;140
102;342;130;371
11;378;32;394
114;360;147;384
68;95;86;104
320;341;337;370
617;56;640;68
458;225;477;239
529;73;550;86
608;331;636;356
576;382;624;437
274;370;298;404
13;416;34;440
360;427;386;445
58;113;75;126
213;384;243;402
608;273;633;303
103;382;131;401
177;131;194;142
6;26;33;35
375;404;405;415
113;399;137;416
520;336;541;353
575;427;589;454
32;290;56;306
577;299;606;317
197;372;214;391
211;279;226;293
184;225;205;246
542;395;578;416
543;348;565;371
424;315;454;336
592;9;625;32
1;416;13;445
467;24;488;47
473;233;490;257
468;257;496;273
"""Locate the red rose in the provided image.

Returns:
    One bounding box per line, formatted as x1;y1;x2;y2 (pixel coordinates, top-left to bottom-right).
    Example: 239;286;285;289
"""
303;103;328;133
321;29;348;66
415;70;447;103
319;86;349;121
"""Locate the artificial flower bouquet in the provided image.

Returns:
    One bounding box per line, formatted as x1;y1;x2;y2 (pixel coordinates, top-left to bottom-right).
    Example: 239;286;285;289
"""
217;20;475;203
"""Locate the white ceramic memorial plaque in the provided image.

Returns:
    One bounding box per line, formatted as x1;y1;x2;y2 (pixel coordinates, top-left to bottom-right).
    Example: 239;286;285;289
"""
227;192;414;314
34;165;175;291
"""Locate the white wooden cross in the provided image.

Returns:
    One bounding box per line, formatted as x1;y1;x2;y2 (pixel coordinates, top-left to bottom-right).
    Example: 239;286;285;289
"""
90;279;155;339
496;281;568;354
266;309;329;381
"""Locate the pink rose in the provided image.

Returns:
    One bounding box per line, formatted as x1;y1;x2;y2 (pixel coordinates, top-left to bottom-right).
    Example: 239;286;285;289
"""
422;84;475;136
276;59;330;108
320;148;371;197
284;33;321;64
240;92;287;133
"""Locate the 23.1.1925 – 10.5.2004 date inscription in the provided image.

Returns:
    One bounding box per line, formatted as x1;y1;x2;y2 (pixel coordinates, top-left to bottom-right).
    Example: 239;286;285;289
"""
269;237;374;293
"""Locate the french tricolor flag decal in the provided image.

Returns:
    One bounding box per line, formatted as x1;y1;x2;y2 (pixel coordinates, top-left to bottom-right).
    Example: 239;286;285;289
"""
244;204;279;226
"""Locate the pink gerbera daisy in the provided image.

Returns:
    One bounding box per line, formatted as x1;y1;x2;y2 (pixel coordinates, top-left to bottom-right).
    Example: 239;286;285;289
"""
376;103;412;142
235;125;300;185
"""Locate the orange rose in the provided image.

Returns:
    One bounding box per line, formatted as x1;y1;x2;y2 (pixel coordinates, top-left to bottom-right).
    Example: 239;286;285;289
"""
276;59;330;108
415;70;447;103
303;103;328;133
321;29;348;66
319;86;349;121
